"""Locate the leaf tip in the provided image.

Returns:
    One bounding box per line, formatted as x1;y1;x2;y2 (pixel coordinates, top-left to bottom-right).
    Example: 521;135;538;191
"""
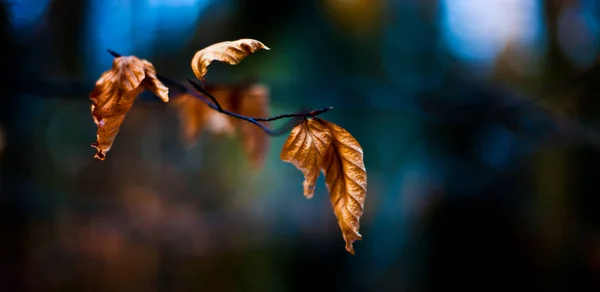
345;233;362;255
303;181;316;199
91;144;107;161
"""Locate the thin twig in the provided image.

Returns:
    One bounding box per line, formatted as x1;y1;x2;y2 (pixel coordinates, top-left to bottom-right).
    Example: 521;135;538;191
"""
107;49;333;136
187;79;332;135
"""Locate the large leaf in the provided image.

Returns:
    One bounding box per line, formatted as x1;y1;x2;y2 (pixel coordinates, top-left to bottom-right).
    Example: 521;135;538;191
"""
89;56;169;160
280;118;367;254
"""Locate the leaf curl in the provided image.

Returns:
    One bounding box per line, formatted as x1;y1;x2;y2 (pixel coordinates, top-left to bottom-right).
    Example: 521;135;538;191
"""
89;56;169;160
191;39;270;81
280;118;367;254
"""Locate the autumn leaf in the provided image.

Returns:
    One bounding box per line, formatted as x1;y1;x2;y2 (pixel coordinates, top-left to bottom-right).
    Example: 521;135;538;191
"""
202;85;237;136
280;118;367;254
170;84;238;148
170;92;210;147
191;39;270;81
238;83;271;169
90;56;169;160
171;82;271;169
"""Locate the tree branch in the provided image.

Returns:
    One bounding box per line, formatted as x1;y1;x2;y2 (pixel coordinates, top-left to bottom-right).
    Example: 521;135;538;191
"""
186;78;332;135
107;49;333;136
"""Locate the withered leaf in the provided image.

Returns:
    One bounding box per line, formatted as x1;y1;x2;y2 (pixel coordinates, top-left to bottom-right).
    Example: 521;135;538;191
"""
202;85;237;136
191;39;270;81
170;84;238;149
238;83;271;169
280;118;332;198
171;82;271;169
90;56;169;160
280;118;367;254
170;92;210;147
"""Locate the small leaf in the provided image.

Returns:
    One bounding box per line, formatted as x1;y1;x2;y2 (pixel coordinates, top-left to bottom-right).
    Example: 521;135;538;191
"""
89;56;169;160
280;118;367;254
170;92;209;147
202;85;237;136
191;39;270;81
280;118;333;198
238;83;271;169
171;82;271;169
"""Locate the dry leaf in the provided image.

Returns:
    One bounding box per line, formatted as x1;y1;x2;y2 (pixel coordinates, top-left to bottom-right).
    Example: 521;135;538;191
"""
280;118;367;254
191;39;270;81
170;84;237;148
203;85;237;136
170;92;210;147
90;56;169;160
238;84;270;169
172;81;271;168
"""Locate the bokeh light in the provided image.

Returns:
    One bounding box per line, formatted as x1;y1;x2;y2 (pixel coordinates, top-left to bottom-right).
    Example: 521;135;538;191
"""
440;0;543;68
5;0;52;30
84;0;213;75
557;3;600;66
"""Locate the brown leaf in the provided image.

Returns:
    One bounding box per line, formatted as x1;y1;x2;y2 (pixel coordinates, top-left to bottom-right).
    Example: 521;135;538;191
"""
90;56;169;160
202;85;237;136
280;118;367;254
238;83;271;169
171;84;238;148
170;92;210;147
191;39;270;81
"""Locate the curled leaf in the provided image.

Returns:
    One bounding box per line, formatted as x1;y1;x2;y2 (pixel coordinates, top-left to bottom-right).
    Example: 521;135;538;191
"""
191;39;270;81
280;118;367;254
238;84;271;169
90;56;169;160
280;119;332;198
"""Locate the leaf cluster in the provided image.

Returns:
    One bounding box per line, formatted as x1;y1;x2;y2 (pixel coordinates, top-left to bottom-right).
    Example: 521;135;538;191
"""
89;39;367;253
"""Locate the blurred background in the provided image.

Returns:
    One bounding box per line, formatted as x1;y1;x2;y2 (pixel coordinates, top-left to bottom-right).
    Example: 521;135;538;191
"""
2;0;600;291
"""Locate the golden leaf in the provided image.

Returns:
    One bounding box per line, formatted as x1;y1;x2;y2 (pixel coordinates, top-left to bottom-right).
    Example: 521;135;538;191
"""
280;119;332;198
191;39;270;81
238;83;271;169
90;56;169;160
280;118;367;254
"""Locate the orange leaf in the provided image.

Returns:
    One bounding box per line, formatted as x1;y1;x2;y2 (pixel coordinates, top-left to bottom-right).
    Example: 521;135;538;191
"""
238;83;271;169
191;39;270;81
89;56;169;160
280;118;367;254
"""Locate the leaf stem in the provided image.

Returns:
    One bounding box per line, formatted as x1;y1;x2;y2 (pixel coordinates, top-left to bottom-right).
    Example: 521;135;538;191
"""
106;49;333;137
